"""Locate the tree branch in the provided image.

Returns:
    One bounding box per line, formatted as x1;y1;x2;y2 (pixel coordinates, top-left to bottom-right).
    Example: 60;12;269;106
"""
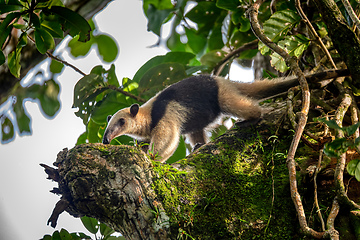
248;1;322;238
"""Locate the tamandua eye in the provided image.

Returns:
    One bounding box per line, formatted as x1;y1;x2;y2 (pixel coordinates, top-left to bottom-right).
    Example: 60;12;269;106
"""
119;118;125;126
107;115;112;122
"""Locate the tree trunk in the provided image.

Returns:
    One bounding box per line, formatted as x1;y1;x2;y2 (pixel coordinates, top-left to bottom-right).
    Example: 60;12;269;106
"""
312;0;360;89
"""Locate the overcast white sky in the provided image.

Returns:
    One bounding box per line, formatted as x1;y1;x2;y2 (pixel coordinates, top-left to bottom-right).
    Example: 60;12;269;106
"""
0;1;253;239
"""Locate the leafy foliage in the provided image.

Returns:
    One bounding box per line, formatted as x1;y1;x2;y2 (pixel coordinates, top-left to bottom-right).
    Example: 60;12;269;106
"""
41;216;124;240
317;118;360;158
0;0;118;143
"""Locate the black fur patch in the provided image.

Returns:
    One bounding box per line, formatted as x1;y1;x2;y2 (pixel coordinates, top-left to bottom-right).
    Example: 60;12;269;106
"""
150;75;220;134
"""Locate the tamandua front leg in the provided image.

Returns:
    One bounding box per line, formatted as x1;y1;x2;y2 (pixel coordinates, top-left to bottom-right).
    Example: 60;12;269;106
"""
149;121;181;163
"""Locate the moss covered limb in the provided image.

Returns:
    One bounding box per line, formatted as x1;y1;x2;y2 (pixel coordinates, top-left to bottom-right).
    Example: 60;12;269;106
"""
45;116;310;239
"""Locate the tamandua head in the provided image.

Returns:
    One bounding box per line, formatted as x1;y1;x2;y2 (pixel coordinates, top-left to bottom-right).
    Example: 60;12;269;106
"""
102;104;140;144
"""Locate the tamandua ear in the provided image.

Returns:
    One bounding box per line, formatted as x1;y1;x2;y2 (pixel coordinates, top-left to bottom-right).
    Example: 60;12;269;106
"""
107;115;112;122
130;104;140;117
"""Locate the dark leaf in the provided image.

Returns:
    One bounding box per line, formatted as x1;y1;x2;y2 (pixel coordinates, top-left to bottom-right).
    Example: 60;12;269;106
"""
0;50;5;65
0;1;23;14
47;6;91;42
0;12;20;48
138;62;187;97
146;4;173;36
30;12;40;28
34;27;55;54
81;216;99;234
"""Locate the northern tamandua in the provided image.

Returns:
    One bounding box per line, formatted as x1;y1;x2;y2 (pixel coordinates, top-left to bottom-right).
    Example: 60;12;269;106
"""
102;69;349;162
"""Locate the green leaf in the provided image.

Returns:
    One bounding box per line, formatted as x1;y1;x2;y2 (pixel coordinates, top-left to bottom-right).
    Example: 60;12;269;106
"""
316;118;342;130
73;73;107;124
1;116;14;143
76;131;87;145
13;98;31;135
263;10;301;42
46;6;91;42
34;27;55;54
41;20;64;38
0;1;23;14
0;12;20;48
146;4;173;36
166;136;186;164
87;119;102;143
200;50;226;69
50;59;64;74
100;223;115;237
133;52;195;83
81;216;99;234
106;64;119;87
8;47;22;78
230;29;256;48
40;234;52;240
279;34;309;58
166;31;186;51
208;18;225;51
78;232;92;239
270;52;289;73
323;138;352;158
216;0;241;11
67;35;94;57
186;1;221;25
52;230;61;240
344;122;360;136
138;62;188;97
30;12;40;28
347;159;360;181
95;34;119;63
91;91;136;125
259;10;301;54
37;79;60;117
59;229;72;240
185;28;207;53
143;0;173;14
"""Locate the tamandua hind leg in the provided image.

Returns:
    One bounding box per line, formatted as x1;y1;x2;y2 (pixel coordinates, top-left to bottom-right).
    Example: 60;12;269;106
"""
149;123;181;163
186;130;206;151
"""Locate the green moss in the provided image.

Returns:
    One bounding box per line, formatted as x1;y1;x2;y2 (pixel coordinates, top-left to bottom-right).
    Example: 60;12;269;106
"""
151;126;301;239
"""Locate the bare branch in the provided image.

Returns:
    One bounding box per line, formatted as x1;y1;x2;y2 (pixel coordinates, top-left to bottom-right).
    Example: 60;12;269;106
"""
248;1;322;238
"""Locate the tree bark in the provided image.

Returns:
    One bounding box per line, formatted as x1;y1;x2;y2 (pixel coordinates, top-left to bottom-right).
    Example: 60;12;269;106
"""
312;0;360;89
